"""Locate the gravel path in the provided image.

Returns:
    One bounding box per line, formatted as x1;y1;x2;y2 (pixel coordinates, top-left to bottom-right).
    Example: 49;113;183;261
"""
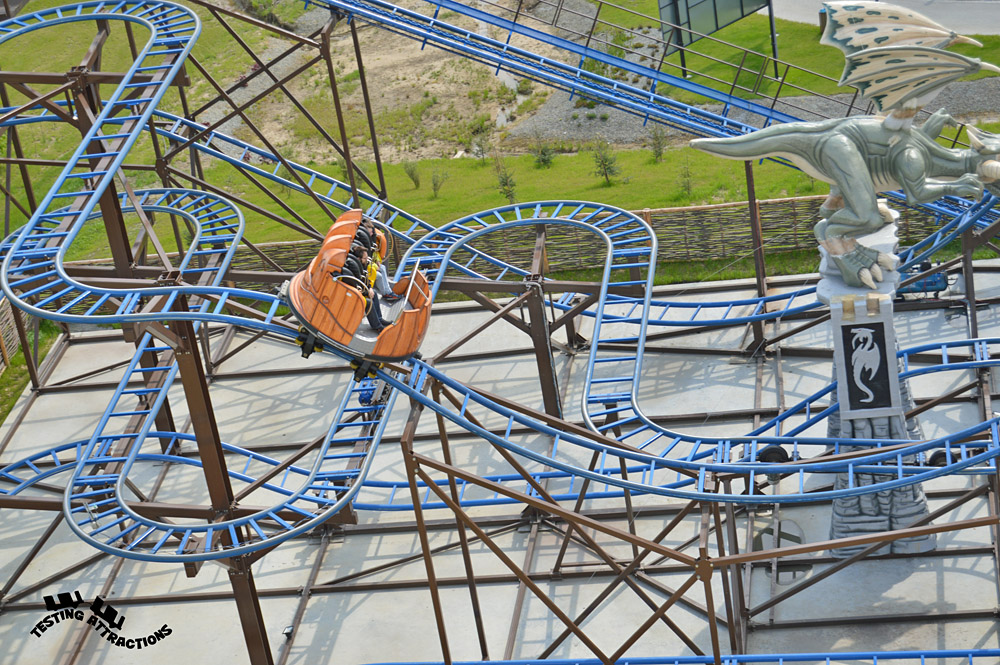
507;0;1000;145
507;60;1000;147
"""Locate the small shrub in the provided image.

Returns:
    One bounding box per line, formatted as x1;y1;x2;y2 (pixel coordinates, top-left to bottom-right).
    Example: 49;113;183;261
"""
599;113;609;121
431;171;449;198
648;125;667;163
582;58;608;78
496;84;516;105
680;154;692;196
571;112;579;120
592;141;620;185
586;111;597;120
403;161;421;189
471;131;492;164
493;153;516;204
516;79;533;96
530;134;554;169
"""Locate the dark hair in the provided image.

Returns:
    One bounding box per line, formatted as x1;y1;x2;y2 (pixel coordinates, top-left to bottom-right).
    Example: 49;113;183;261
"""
355;227;372;251
343;253;364;280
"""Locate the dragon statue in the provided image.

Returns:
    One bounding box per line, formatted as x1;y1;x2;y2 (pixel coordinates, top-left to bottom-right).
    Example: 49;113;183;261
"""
691;1;1000;289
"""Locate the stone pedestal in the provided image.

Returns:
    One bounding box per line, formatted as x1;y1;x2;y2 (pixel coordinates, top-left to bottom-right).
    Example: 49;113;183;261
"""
818;218;935;558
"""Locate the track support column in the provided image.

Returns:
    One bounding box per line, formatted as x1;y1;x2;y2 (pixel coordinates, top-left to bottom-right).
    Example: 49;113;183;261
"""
164;297;274;665
525;224;563;418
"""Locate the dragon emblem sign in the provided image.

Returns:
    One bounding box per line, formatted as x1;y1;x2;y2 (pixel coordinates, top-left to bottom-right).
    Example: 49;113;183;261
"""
831;296;902;419
843;324;892;410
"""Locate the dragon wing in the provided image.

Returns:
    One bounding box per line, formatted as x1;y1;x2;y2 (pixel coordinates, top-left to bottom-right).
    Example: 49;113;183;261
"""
821;1;982;53
820;2;997;115
841;46;996;113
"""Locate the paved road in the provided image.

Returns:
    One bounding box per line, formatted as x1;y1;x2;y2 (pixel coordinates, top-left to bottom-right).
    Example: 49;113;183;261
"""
764;0;1000;36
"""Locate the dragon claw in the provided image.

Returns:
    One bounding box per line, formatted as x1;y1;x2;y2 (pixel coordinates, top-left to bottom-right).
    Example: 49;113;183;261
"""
877;252;898;271
827;239;896;290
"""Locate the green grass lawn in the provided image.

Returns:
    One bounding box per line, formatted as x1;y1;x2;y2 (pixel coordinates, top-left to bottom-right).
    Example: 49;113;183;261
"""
0;321;60;424
196;143;821;242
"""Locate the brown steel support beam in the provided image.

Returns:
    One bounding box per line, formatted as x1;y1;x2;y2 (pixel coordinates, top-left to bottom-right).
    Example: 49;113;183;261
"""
164;297;272;664
0;79;74;127
712;502;739;653
962;227;980;337
400;391;453;664
2;551;107;605
0;71;188;86
10;306;39;389
465;290;532;336
7;79;78;126
275;529;331;665
0;82;36;215
744;160;769;353
722;480;748;651
317;523;519;589
350;20;387;199
524;279;562;418
608;572;701;661
413;452;697;566
698;496;723;665
431;383;490;659
719;515;997;567
415;463;612;663
747;483;990;617
432;291;532;363
73;87;134;278
539;500;703;658
319;17;359;205
167;166;323;241
230;557;274;665
0;513;63;601
502;514;540;659
751;607;999;629
183;54;342;231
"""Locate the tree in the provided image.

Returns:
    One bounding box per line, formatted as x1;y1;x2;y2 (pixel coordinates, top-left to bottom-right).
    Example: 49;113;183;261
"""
493;153;516;204
530;131;554;169
648;125;667;163
402;161;421;189
471;130;492;165
431;171;450;199
592;140;620;185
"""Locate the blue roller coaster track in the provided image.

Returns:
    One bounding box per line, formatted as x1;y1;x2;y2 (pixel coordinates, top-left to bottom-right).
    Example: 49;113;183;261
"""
1;0;999;661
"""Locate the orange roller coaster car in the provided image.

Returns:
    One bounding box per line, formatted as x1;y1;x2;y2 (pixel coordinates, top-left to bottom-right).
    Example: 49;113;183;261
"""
282;210;432;362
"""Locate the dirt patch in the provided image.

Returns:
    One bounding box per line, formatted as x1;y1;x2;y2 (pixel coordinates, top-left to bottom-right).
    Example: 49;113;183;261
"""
218;1;575;165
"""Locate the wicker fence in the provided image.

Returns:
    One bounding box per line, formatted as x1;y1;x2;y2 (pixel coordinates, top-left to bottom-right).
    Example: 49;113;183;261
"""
0;298;21;373
220;195;941;277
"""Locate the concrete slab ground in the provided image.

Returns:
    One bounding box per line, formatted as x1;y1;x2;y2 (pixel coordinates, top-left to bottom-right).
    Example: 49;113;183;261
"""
2;264;1000;665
